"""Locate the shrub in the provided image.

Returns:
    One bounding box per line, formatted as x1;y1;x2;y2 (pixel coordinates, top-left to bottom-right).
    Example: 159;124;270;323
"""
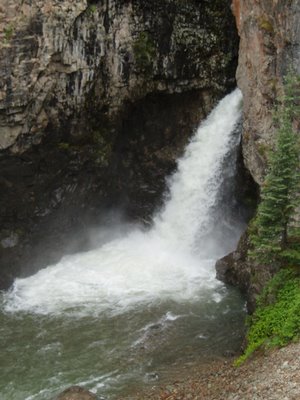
236;269;300;365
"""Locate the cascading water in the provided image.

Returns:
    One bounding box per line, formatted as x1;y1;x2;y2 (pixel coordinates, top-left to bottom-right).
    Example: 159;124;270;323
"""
0;89;245;400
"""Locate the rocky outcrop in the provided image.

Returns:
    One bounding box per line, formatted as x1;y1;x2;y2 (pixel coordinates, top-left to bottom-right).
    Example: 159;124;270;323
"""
0;0;238;287
233;0;300;184
216;231;275;313
217;0;300;310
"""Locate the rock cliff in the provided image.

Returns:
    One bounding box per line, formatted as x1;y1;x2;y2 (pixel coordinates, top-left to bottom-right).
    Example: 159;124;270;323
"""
234;0;300;185
0;0;238;287
217;0;300;311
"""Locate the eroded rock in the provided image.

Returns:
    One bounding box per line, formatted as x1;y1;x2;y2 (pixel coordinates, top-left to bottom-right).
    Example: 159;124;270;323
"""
234;0;300;185
54;386;98;400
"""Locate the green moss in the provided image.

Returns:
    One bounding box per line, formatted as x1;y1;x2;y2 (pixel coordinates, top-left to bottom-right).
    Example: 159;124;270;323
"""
133;32;156;73
3;24;14;42
91;129;113;166
87;4;97;15
235;269;300;366
14;228;25;237
268;78;278;92
58;142;71;151
243;131;251;142
258;18;274;33
256;142;269;160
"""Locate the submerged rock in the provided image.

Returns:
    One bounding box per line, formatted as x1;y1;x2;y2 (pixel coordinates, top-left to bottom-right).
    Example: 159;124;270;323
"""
54;386;99;400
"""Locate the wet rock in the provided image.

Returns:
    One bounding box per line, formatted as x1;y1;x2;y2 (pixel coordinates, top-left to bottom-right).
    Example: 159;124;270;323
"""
54;386;99;400
0;230;19;248
215;231;274;313
144;372;159;382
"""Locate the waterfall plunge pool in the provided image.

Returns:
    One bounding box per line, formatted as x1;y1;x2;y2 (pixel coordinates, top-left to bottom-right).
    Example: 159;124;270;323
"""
0;285;245;399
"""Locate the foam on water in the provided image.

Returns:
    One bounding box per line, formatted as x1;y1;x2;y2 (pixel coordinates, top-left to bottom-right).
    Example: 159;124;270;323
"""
3;89;243;317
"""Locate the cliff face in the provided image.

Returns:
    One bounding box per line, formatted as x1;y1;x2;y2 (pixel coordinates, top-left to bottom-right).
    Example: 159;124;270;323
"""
0;0;237;152
0;0;238;287
217;0;300;311
233;0;300;184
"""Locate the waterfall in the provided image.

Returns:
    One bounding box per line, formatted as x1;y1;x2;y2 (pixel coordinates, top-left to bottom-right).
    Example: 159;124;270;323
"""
3;89;243;317
152;88;243;251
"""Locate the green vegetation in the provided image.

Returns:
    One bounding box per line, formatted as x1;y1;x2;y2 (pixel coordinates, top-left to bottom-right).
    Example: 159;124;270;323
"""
258;17;274;33
256;142;269;160
58;142;71;151
237;73;300;364
87;4;97;15
133;32;156;72
249;73;300;265
236;269;300;365
3;24;14;42
91;129;113;166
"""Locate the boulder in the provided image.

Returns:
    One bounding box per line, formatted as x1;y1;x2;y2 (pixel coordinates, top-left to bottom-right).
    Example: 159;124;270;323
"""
54;386;99;400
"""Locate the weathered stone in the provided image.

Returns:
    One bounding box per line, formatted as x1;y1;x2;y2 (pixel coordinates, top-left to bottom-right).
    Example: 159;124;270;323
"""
216;0;300;311
215;231;273;314
0;0;238;153
54;386;98;400
234;0;300;185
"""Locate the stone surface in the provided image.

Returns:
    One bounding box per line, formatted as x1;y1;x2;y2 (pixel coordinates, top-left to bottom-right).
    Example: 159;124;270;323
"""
0;0;238;153
119;342;300;400
54;386;98;400
217;0;300;310
215;231;275;313
234;0;300;185
0;0;238;287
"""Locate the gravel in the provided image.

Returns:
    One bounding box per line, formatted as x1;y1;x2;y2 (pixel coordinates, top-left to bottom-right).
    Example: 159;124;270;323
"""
119;342;300;399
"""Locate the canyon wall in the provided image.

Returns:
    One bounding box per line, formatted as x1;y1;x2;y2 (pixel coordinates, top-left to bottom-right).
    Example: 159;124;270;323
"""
217;0;300;311
0;0;238;287
233;0;300;185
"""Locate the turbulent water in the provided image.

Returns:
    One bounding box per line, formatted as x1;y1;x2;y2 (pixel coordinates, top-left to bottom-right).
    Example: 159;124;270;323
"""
0;89;246;399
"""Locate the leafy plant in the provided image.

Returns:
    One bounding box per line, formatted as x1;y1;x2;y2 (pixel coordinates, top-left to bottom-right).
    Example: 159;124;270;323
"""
236;269;300;365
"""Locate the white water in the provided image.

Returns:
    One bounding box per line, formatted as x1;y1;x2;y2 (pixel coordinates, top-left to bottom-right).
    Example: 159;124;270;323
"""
3;89;243;317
